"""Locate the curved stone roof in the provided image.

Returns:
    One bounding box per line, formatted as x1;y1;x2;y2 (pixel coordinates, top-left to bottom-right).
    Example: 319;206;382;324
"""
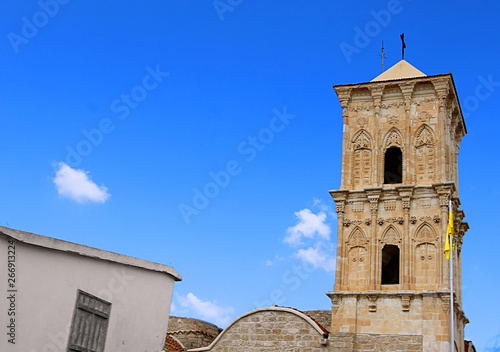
188;306;329;351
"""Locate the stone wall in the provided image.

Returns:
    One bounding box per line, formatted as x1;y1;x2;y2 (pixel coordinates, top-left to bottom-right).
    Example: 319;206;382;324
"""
304;310;331;332
328;332;423;352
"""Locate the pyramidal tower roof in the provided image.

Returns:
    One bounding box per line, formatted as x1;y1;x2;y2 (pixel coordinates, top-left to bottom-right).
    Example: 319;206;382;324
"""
371;59;426;82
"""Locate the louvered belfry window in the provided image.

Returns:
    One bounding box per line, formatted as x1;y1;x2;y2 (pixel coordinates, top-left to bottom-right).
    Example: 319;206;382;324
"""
68;290;111;352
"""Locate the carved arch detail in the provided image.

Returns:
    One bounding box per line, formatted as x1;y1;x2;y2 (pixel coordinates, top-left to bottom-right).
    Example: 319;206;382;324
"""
381;225;401;245
414;124;437;184
414;222;437;244
347;227;369;248
415;124;435;147
351;129;372;150
383;128;403;149
351;130;373;188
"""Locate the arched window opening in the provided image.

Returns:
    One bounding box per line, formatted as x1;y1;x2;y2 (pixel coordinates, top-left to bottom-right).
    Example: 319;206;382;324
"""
384;147;402;184
381;245;400;285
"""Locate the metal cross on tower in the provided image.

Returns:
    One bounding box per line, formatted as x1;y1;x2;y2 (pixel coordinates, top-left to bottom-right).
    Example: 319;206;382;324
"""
380;41;387;72
401;33;406;60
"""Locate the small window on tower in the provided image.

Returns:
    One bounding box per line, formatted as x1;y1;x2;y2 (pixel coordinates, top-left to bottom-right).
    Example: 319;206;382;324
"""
384;147;402;184
381;245;400;285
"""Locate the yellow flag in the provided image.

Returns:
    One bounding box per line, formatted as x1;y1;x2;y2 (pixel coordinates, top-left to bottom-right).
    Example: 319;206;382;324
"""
444;208;454;260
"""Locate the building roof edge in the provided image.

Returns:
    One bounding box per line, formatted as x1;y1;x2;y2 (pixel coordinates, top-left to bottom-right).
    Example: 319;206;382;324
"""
0;225;182;281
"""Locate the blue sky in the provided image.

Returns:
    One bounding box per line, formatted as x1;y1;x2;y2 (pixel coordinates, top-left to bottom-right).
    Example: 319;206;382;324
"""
1;0;499;350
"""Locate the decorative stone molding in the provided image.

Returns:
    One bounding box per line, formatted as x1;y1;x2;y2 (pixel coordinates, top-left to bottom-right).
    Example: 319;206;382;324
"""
433;182;456;211
384;200;396;211
382;226;401;245
347;227;369;249
380;100;405;109
433;215;441;223
400;295;412;312
377;217;404;225
330;190;349;214
352;130;372;150
365;188;382;216
384;128;404;149
352;201;365;213
418;199;431;209
388;116;399;125
364;218;371;226
366;295;378;312
439;293;451;313
410;216;417;224
343;219;363;227
331;295;341;315
415;223;437;243
415;125;435;147
396;185;414;211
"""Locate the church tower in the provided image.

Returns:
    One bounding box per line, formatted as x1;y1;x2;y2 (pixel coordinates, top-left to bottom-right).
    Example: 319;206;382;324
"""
326;60;469;352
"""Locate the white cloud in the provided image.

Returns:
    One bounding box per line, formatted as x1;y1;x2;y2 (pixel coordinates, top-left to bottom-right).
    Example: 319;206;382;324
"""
176;292;234;326
284;208;331;245
170;302;177;313
295;243;336;272
53;162;110;203
265;259;273;266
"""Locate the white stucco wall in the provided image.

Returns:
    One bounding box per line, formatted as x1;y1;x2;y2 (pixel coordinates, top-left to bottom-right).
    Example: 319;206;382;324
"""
0;228;180;352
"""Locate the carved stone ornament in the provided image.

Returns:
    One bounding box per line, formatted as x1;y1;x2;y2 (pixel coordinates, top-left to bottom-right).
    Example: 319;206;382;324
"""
366;295;378;312
383;227;401;245
382;217;404;224
344;219;362;227
347;103;372;112
402;199;411;210
418;110;429;122
378;218;384;225
356;117;367;128
415;125;435;147
388;116;399;125
331;295;341;314
352;130;372;150
433;215;441;223
439;195;451;208
365;218;371;226
352;201;364;213
380;101;405;109
439;294;451;313
348;228;369;248
415;225;436;243
333;198;346;214
384;129;403;148
419;199;431;209
414;97;437;106
410;216;417;224
384;200;396;212
400;295;412;312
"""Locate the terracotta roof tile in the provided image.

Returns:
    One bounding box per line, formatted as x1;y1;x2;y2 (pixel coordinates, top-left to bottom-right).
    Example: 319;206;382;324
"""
164;335;184;351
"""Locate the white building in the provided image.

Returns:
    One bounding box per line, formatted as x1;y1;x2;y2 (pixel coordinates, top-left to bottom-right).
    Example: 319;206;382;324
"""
0;225;181;352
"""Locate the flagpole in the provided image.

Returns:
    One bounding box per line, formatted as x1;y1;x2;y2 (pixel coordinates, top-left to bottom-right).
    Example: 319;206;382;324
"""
449;200;455;352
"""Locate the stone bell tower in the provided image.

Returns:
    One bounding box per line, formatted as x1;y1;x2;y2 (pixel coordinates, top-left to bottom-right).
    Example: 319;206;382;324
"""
326;60;470;352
